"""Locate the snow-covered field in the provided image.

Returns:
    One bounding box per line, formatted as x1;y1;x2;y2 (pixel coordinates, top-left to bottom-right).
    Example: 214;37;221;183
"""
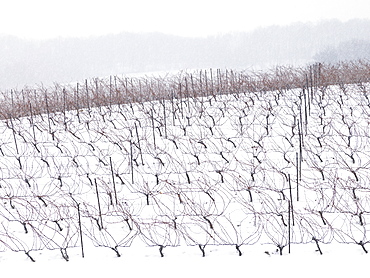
1;242;368;277
0;80;370;276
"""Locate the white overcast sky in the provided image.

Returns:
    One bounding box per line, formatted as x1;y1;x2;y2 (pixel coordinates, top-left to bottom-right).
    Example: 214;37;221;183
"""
1;0;370;39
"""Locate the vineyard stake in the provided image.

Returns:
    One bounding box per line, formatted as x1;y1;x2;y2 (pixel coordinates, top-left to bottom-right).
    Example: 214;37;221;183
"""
109;157;118;205
94;178;103;230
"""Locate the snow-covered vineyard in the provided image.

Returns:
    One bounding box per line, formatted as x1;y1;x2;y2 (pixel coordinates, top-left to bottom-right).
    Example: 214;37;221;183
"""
1;63;370;261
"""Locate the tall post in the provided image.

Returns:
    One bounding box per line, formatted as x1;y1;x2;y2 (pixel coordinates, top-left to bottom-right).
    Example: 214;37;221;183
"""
94;178;103;230
110;157;118;205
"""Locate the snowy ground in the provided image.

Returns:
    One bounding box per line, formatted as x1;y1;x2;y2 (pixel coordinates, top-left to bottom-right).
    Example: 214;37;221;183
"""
1;242;368;278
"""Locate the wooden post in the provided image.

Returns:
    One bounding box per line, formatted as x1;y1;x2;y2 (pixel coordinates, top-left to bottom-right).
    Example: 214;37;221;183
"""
296;153;299;201
151;109;157;149
109;157;118;205
288;174;295;225
70;194;84;258
94;178;103;230
76;83;81;123
44;91;53;140
63;88;67;130
135;122;144;165
163;99;167;138
130;140;134;184
85;79;90;116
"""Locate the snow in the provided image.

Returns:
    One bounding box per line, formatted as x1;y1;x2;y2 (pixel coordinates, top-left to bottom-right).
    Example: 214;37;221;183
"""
0;243;368;277
0;81;370;276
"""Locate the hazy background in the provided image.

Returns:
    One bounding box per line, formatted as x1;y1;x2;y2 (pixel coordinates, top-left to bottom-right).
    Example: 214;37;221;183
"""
1;0;370;90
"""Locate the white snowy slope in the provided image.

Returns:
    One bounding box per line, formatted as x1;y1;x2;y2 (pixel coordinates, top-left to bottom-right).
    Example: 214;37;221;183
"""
0;82;369;277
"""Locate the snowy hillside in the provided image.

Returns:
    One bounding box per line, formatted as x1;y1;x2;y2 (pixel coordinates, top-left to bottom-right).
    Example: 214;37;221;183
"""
0;62;370;276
